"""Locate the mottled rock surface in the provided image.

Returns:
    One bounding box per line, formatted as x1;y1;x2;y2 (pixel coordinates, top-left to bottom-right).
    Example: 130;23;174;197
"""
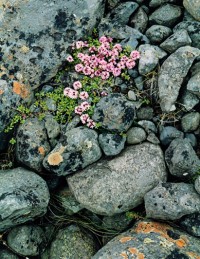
183;0;200;21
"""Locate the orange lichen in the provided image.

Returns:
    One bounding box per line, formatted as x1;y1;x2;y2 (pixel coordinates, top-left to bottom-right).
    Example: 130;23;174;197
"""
47;152;63;166
120;237;132;243
13;81;21;95
120;252;128;259
186;252;200;259
175;238;187;248
38;146;45;156
128;247;145;259
13;81;30;98
0;89;4;95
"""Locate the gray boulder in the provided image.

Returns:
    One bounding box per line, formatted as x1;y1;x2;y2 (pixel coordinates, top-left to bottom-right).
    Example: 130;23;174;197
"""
92;219;200;258
138;44;167;75
7;225;46;256
92;94;135;133
187;71;200;97
149;4;182;27
160;29;192;53
158;46;200;112
130;7;148;33
180;90;199;111
43;127;102;176
48;225;97;259
145;182;200;220
183;0;200;21
181;112;200;132
145;25;172;44
0;247;19;259
98;133;126;156
126;127;147;144
149;0;179;8
165;138;200;178
68;143;167;216
159;126;184;146
180;213;200;237
0;167;50;232
16;118;51;172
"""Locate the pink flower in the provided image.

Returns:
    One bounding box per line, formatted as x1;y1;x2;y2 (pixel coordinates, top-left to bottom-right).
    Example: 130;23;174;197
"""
113;68;121;77
87;118;96;129
113;44;122;52
75;41;85;49
94;70;102;77
121;56;129;62
89;46;97;53
126;59;136;69
66;55;74;62
63;87;71;96
81;101;90;111
67;89;79;99
101;71;110;80
106;63;115;72
101;91;108;97
75;64;84;72
117;61;125;69
80;114;89;124
73;81;82;90
75;106;83;115
130;50;140;60
83;66;92;75
99;36;108;43
79;91;89;100
77;53;84;59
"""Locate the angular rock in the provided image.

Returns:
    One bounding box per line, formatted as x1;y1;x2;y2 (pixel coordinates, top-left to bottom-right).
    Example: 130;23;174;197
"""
48;225;97;259
165;138;200;178
126;127;147;144
149;4;182;27
160;29;192;53
145;25;172;44
159;126;184;146
183;0;200;21
145;182;200;220
174;21;200;49
187;71;200;97
102;213;133;232
185;133;197;148
180;90;199;111
43;127;102;176
92;94;135;132
0;167;50;232
130;7;148;33
180;213;200;237
137;120;157;133
181;112;200;132
158;46;200;112
7;225;46;256
68;143;167;216
16;118;51;172
98;133;126;156
136;107;154;120
138;44;167;75
92;220;200;258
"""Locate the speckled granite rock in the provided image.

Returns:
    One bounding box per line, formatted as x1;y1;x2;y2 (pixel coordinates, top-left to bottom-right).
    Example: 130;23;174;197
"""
7;225;46;256
92;94;135;133
187;71;200;97
92;220;200;258
149;0;178;8
145;25;172;44
158;46;200;112
43;127;102;176
145;183;200;220
159;126;184;146
0;246;19;259
16;118;51;172
0;167;50;232
183;0;200;21
181;112;200;132
68;143;167;216
180;213;200;237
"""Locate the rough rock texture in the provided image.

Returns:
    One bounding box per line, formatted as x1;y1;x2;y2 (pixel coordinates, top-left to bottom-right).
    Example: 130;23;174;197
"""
92;94;135;132
149;0;178;8
43;127;102;176
145;25;172;44
187;71;200;97
158;46;200;112
180;213;200;237
48;225;97;259
130;7;148;33
195;176;200;195
7;225;46;256
92;220;200;258
0;167;50;232
183;0;200;21
144;183;200;220
159;126;184;146
126;127;147;144
181;112;200;132
68;143;167;216
0;247;19;259
16;118;51;172
165;138;200;178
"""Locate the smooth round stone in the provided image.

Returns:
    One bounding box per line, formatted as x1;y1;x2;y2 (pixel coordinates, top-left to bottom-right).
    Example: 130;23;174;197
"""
181;112;200;132
127;90;137;101
126;127;147;144
185;133;197;147
145;25;172;44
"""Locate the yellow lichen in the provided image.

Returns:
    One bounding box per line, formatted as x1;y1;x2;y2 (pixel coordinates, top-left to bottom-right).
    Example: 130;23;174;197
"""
47;152;63;166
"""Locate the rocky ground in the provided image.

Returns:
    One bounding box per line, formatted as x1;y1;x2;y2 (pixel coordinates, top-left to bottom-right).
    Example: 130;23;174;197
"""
0;0;200;258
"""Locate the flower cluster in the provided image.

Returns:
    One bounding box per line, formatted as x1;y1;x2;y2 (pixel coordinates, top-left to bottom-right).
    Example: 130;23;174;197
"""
64;36;140;129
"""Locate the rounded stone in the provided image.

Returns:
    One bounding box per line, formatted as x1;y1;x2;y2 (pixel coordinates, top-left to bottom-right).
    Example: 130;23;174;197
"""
159;126;184;146
181;112;200;132
0;247;19;259
126;127;147;144
145;25;172;44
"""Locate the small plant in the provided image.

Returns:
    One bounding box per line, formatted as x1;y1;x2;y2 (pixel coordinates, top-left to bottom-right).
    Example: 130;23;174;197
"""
64;35;140;128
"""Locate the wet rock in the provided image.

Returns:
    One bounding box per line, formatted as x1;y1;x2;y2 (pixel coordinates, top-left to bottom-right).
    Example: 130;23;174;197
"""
43;127;102;176
68;143;167;216
180;213;200;237
145;25;172;44
145;182;200;220
187;71;200;97
0;167;50;232
183;0;200;21
159;126;184;146
174;21;200;48
158;46;200;112
16;118;51;172
0;246;19;259
130;7;148;33
149;4;182;27
99;133;126;156
181;112;200;132
138;44;167;75
48;225;97;259
7;225;46;256
160;29;192;53
165;138;200;178
92;94;135;132
92;220;200;258
126;127;147;144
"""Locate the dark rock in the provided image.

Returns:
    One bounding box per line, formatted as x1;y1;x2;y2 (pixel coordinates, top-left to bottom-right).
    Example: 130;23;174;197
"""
180;213;200;237
145;25;172;44
159;126;184;146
